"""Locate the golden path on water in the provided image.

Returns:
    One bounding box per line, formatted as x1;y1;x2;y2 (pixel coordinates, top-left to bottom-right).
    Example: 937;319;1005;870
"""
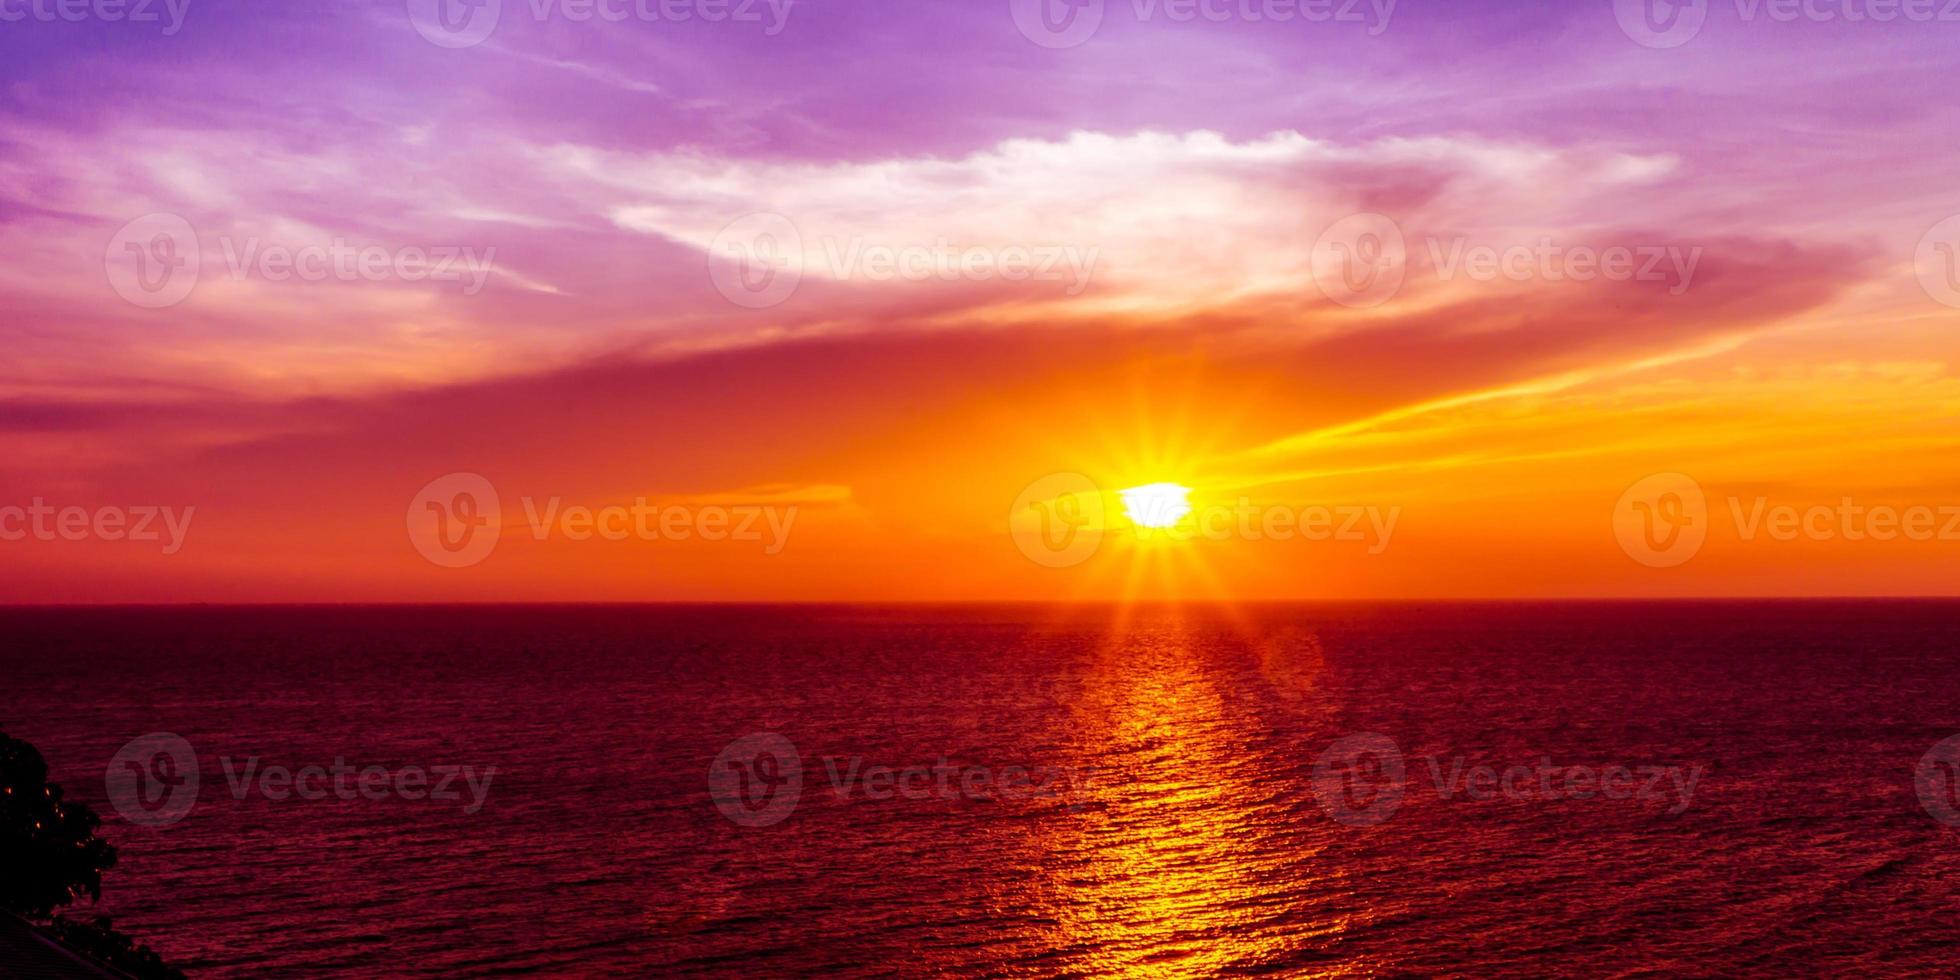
1020;613;1374;978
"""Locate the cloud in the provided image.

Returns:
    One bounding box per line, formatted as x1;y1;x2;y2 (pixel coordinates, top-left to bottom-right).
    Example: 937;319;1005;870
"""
580;129;1683;316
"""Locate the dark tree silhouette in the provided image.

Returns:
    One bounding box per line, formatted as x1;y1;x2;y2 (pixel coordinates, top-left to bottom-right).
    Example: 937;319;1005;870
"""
1;729;185;979
46;915;189;980
0;729;117;918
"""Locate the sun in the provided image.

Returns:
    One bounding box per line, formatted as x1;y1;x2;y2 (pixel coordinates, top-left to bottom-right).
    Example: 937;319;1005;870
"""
1118;483;1193;529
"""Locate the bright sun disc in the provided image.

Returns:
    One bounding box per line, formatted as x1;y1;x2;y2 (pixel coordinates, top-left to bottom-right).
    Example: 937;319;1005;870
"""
1119;483;1193;528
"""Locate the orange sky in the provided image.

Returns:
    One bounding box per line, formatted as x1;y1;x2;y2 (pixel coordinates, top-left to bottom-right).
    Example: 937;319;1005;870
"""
5;304;1959;601
5;6;1960;601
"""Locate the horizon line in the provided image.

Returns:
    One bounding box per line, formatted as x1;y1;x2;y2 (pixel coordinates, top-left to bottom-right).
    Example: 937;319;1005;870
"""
5;595;1960;609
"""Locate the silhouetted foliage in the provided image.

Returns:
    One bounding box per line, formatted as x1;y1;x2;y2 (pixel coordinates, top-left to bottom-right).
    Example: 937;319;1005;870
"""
0;729;117;918
47;915;189;980
2;729;185;977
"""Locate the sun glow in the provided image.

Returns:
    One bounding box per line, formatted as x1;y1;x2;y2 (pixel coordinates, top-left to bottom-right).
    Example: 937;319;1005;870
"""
1119;483;1194;529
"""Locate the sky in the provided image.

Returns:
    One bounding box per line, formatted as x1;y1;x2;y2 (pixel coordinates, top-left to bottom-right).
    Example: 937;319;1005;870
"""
2;0;1959;601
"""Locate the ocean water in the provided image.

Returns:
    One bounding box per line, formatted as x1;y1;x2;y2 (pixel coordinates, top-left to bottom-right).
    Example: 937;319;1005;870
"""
5;601;1960;977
